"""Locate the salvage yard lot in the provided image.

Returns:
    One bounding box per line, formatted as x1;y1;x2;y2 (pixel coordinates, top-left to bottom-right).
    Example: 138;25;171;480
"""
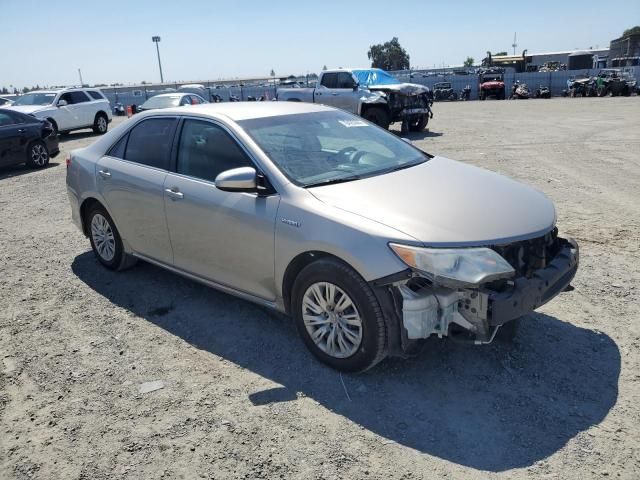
1;98;639;479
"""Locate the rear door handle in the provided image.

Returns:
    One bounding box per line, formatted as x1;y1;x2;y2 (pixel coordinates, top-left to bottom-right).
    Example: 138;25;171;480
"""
165;188;184;200
98;169;111;179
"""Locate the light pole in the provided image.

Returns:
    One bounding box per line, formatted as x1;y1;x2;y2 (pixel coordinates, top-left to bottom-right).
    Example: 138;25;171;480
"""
152;36;164;83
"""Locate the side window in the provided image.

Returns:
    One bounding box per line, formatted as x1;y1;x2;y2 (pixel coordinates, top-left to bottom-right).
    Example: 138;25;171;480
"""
87;91;104;100
60;91;90;104
179;96;192;106
320;73;338;89
108;134;128;158
177;119;252;182
70;91;90;103
124;118;178;169
336;72;355;89
0;112;16;126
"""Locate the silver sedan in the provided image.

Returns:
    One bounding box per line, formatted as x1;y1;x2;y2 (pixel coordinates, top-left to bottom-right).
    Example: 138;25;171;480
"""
66;102;578;372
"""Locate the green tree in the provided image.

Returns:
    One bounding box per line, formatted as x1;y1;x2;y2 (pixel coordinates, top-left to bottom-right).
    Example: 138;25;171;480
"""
322;65;327;71
463;56;475;67
270;69;275;77
367;37;410;71
622;26;640;37
494;51;508;56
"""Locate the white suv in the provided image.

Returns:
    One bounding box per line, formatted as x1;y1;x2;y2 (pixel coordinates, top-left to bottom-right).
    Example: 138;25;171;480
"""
8;87;112;136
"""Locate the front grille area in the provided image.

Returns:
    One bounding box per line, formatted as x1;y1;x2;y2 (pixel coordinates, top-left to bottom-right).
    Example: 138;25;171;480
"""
491;228;561;278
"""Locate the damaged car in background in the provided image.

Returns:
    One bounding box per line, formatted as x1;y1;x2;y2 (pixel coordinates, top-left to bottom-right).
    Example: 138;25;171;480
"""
276;68;433;133
67;102;578;373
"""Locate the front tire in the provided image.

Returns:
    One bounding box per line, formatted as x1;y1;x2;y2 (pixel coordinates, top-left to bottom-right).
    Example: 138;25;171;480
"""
362;107;390;130
291;258;387;372
25;140;50;168
86;205;136;270
93;113;109;134
409;114;429;132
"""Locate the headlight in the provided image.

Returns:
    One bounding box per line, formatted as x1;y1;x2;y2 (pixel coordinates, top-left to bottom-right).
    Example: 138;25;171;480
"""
389;243;515;287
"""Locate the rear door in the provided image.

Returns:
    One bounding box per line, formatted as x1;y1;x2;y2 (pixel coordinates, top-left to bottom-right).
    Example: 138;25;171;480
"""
163;117;280;300
96;117;178;264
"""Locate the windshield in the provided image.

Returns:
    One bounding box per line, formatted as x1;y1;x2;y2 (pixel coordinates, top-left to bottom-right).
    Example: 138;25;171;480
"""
141;95;182;109
238;111;429;187
483;75;502;82
13;92;56;106
352;69;401;86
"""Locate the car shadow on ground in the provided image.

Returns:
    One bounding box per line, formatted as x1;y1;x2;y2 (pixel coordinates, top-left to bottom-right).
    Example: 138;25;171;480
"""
57;129;103;143
390;129;444;141
0;162;60;180
72;252;620;472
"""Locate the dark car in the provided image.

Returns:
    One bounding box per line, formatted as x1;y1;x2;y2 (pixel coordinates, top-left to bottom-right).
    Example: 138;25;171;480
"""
0;109;59;169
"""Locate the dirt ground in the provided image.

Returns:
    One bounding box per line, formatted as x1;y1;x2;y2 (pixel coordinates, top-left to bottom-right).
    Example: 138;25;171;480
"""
1;98;639;480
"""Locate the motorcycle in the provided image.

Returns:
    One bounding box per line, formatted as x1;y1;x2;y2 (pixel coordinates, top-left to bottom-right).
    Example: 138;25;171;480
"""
460;85;471;101
534;85;551;99
510;81;530;99
112;102;126;116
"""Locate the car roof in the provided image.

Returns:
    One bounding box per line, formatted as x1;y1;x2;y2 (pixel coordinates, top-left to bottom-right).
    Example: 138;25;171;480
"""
145;101;335;121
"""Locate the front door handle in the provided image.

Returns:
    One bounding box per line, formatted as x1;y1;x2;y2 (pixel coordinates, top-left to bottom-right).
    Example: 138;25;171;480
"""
165;188;184;200
17;128;26;133
98;169;111;179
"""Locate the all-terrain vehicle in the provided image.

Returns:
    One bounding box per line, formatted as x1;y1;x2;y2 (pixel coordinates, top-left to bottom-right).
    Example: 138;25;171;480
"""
596;69;634;97
433;82;458;101
478;69;506;100
535;85;551;98
510;81;530;99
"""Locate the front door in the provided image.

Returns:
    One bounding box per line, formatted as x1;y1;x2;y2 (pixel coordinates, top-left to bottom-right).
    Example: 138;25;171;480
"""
163;118;280;300
96;117;178;264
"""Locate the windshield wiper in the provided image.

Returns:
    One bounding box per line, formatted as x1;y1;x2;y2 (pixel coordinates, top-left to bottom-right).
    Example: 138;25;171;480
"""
304;175;361;188
381;159;427;174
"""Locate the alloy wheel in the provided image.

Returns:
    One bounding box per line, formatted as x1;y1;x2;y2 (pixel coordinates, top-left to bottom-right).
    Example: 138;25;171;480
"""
90;213;116;262
302;282;363;358
31;144;48;166
97;116;107;133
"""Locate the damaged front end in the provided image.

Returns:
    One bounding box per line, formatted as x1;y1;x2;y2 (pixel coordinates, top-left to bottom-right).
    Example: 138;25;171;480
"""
372;229;579;355
368;83;433;128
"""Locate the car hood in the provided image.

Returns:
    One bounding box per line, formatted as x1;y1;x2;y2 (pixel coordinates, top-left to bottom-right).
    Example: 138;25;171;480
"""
367;82;429;95
308;156;556;247
7;105;49;114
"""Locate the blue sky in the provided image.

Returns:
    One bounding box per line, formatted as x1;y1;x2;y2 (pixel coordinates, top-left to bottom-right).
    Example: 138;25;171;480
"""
1;0;638;88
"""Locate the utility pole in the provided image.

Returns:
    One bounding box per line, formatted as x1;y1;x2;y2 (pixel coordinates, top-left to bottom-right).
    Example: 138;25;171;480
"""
78;68;84;86
152;36;164;83
512;32;518;56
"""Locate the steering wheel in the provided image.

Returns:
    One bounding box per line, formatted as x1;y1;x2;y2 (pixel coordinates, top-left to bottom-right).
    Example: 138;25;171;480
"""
336;146;357;162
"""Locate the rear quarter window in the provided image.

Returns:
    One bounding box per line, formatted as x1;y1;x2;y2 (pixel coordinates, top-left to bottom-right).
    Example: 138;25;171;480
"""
87;91;105;100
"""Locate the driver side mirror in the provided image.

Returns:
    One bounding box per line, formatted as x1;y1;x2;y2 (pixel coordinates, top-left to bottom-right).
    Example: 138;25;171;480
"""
352;82;359;91
215;167;257;193
57;99;68;107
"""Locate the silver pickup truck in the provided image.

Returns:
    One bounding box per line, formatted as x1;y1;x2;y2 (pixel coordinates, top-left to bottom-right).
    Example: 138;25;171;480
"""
277;68;433;133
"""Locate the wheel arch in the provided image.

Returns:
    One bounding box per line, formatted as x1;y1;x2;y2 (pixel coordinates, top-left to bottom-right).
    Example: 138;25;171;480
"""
94;110;108;121
281;251;355;315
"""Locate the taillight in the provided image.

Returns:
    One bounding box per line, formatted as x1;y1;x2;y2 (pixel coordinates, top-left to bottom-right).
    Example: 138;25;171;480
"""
66;155;72;169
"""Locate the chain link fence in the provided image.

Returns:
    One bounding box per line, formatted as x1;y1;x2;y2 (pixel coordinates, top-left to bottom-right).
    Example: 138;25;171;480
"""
101;66;639;110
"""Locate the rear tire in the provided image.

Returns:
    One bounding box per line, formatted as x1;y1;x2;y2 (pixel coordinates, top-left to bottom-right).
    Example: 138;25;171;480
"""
93;112;109;134
362;107;390;130
86;205;136;271
25;140;50;168
291;258;387;372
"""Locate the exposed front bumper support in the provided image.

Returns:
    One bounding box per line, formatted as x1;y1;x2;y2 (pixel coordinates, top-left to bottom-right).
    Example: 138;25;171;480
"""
487;238;579;326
